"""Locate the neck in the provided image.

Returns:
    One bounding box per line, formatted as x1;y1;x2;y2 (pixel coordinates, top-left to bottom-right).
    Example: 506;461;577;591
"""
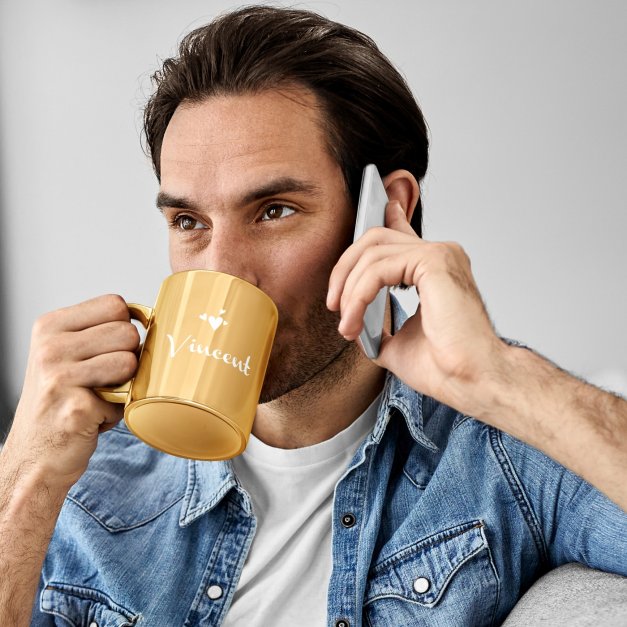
252;302;392;449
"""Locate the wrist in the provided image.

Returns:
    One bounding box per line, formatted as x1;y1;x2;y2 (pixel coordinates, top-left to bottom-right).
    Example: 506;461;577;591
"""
444;337;520;425
468;341;566;444
0;448;72;512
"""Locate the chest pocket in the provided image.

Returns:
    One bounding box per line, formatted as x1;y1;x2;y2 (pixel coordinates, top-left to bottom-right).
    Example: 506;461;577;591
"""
40;583;140;626
67;424;186;532
364;520;499;627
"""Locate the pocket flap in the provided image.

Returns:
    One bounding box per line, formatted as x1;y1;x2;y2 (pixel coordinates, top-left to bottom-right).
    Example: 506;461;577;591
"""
365;520;488;607
67;425;186;531
40;582;139;626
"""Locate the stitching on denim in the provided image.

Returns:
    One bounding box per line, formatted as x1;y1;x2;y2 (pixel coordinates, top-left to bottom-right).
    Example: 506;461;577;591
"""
401;466;427;490
422;541;487;606
364;541;488;607
480;524;501;626
181;479;235;525
213;501;250;626
371;520;484;575
183;500;232;627
389;398;438;452
451;414;472;432
38;608;76;626
182;500;236;626
42;582;139;623
179;461;240;525
66;493;184;533
182;500;253;627
180;460;198;521
354;435;379;621
489;428;548;565
217;501;257;625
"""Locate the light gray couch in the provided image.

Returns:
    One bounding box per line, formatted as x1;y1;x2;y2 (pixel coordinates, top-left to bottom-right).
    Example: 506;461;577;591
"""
504;563;627;626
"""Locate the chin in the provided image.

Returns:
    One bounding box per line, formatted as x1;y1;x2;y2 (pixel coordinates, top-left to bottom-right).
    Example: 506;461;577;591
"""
257;297;351;404
258;337;358;405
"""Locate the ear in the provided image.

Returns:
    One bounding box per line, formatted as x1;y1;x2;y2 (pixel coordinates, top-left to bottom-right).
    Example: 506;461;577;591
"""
382;169;420;224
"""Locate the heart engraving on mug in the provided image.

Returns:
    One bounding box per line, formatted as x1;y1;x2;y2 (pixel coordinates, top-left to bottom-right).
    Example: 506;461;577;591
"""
208;315;223;330
199;311;229;330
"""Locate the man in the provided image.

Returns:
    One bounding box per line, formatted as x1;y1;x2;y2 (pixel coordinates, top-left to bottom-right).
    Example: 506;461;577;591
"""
0;5;625;626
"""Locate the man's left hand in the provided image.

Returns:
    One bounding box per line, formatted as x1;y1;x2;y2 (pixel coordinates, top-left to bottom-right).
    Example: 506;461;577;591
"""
327;199;506;418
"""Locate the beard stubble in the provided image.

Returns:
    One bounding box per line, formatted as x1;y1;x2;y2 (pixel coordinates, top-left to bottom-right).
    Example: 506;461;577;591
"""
258;295;361;405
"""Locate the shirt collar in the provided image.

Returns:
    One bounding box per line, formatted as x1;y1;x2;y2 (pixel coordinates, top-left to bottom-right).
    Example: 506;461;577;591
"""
371;294;438;452
180;293;437;526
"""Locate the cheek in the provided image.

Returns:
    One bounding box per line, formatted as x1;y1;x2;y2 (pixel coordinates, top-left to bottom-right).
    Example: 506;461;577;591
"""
262;230;350;309
168;236;201;273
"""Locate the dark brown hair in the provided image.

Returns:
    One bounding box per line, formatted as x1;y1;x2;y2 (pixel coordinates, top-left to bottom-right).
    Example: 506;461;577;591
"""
143;5;429;235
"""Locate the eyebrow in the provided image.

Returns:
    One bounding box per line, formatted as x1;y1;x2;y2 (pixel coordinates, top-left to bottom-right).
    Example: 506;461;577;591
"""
156;176;323;212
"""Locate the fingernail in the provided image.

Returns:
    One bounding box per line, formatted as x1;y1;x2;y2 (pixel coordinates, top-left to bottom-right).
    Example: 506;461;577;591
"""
326;289;336;309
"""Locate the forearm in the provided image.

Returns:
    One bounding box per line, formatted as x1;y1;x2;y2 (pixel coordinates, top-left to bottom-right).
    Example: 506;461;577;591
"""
473;343;627;512
0;451;68;626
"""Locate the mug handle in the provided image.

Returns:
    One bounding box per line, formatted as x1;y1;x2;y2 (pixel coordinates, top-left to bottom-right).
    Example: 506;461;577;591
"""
94;303;154;404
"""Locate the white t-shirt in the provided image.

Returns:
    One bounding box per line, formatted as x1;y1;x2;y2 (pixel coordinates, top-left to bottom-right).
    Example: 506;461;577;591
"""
223;394;381;625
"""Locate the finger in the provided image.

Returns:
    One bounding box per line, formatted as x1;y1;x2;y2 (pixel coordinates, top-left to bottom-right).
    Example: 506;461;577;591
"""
72;388;126;434
59;320;140;362
97;401;125;433
37;294;130;334
328;227;417;311
385;200;417;236
339;252;416;339
81;390;126;432
65;350;139;389
374;308;427;372
339;243;417;315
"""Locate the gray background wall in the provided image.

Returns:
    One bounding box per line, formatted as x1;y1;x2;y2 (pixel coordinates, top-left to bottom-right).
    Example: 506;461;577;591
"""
0;0;625;436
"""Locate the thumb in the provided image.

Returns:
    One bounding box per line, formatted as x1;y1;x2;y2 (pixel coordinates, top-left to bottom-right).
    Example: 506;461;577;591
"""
385;200;416;236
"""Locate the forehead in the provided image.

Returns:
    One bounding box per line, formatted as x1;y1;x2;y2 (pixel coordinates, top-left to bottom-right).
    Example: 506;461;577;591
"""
160;88;333;180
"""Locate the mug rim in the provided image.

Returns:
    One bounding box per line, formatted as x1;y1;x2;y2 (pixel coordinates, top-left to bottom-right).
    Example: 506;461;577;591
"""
164;269;278;316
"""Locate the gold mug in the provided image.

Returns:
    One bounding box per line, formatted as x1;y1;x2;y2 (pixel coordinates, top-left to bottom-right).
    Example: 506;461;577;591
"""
96;270;278;460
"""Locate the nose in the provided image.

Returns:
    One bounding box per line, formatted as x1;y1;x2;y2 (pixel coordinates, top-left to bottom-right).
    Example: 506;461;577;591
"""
201;225;260;286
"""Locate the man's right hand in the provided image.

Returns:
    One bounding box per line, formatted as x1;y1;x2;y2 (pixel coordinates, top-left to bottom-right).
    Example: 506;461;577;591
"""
3;294;140;492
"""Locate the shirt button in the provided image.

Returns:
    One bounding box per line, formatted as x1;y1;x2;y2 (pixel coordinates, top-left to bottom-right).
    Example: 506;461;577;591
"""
335;620;350;627
341;513;356;528
207;585;223;600
413;576;431;594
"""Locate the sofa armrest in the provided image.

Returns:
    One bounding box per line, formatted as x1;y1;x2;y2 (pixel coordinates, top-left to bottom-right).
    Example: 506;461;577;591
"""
503;563;627;626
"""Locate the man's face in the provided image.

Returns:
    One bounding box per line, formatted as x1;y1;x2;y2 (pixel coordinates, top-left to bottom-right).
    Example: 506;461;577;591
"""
158;88;360;403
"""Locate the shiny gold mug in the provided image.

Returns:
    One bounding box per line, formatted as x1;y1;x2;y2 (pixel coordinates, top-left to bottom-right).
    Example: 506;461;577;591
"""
96;270;278;460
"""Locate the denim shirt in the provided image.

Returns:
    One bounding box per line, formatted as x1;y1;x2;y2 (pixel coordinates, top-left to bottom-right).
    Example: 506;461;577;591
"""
32;299;627;627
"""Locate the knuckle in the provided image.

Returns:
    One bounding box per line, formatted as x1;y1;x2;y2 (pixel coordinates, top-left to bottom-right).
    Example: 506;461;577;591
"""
62;395;91;433
36;340;63;368
64;393;88;419
446;241;467;258
32;312;56;337
361;245;380;265
428;242;449;262
102;294;130;320
36;344;54;367
116;352;138;379
431;241;465;267
41;365;70;392
123;322;141;347
368;226;388;242
104;321;139;350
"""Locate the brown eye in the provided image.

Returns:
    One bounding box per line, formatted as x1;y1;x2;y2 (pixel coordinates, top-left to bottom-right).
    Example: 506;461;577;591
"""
173;215;205;231
260;204;296;221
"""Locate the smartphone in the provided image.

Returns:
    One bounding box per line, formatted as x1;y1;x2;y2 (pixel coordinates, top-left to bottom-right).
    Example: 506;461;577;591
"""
352;164;389;359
